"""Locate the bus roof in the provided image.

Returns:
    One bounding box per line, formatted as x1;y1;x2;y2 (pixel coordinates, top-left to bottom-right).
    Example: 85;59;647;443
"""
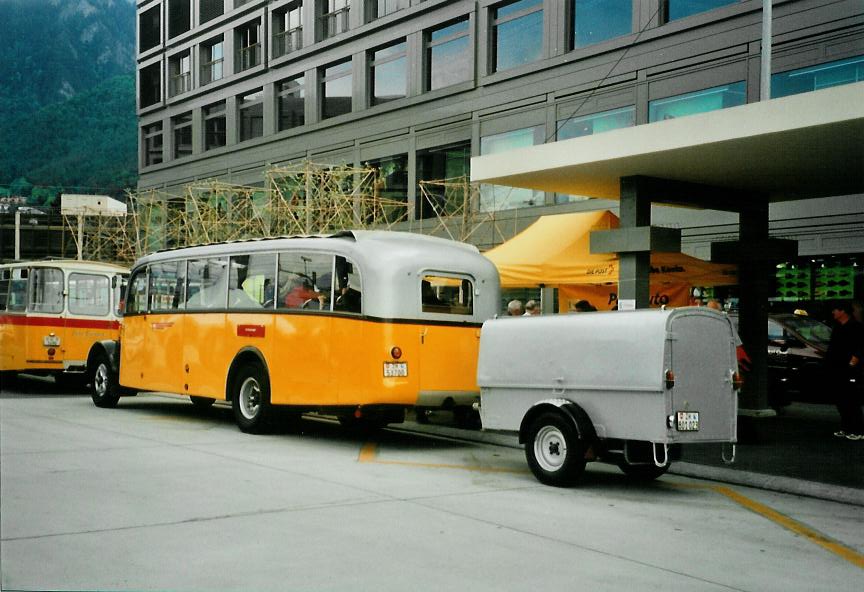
0;260;129;273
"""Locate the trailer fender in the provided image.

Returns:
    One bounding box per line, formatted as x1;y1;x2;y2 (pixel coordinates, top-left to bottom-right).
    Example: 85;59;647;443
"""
518;399;597;445
87;340;120;375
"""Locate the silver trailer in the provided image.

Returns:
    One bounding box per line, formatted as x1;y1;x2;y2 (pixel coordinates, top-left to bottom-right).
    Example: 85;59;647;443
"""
477;307;739;485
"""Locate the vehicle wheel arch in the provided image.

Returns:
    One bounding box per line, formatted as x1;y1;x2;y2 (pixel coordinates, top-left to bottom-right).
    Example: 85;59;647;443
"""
225;347;269;402
87;340;120;377
518;399;596;445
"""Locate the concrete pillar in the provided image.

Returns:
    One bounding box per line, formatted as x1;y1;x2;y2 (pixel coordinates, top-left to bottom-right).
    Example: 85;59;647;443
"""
618;177;651;309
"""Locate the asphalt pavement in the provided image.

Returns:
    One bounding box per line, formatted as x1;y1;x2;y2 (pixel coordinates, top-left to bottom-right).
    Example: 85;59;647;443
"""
404;402;864;507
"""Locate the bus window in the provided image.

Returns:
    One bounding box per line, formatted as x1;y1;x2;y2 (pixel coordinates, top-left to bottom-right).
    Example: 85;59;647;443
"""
230;253;275;309
30;268;64;313
0;269;9;310
149;261;185;312
421;274;473;315
333;256;361;314
69;273;111;316
125;269;148;315
186;258;229;310
115;275;129;315
277;252;333;311
7;269;28;312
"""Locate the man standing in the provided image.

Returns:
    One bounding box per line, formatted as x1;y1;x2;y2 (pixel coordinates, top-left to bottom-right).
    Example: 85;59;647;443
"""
507;299;524;316
826;302;864;440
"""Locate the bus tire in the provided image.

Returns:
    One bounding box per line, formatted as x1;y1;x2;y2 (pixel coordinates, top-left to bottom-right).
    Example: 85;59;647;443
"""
91;353;120;408
232;363;272;434
617;460;670;482
525;411;586;487
189;396;215;410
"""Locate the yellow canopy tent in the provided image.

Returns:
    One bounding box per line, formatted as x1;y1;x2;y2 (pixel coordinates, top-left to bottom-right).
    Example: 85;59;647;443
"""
483;210;737;310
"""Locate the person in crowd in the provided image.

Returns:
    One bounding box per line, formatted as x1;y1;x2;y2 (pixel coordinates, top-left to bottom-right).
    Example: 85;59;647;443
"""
507;299;524;316
826;301;864;440
572;299;596;313
523;300;540;316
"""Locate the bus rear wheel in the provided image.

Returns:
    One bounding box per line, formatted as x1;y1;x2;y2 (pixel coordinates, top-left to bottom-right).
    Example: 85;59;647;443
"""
232;363;272;434
91;354;120;408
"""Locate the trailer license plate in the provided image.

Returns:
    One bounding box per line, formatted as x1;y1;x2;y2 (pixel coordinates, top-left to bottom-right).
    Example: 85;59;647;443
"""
676;411;700;431
383;362;408;377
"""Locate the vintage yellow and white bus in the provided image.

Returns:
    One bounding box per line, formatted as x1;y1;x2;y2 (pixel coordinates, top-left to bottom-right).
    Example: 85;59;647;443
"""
87;231;500;432
0;260;128;388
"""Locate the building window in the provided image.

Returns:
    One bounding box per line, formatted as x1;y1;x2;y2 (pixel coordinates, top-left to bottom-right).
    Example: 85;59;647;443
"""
571;0;631;49
370;40;407;106
321;59;352;119
168;51;192;97
173;113;193;159
648;81;746;122
204;102;227;150
200;0;224;25
239;89;264;141
168;0;191;39
426;18;471;91
318;0;351;41
557;106;634;140
479;126;544;211
364;154;408;222
200;37;224;86
772;55;864;99
273;2;303;58
366;0;409;22
139;6;161;53
143;123;164;166
139;62;161;108
492;0;543;73
278;76;305;131
416;141;470;220
663;0;737;23
236;21;262;73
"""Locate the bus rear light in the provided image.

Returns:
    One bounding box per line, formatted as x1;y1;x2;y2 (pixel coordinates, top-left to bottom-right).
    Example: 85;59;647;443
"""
665;370;675;390
390;346;402;360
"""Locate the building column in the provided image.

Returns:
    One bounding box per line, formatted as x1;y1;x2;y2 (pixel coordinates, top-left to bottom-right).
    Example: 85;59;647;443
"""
618;177;652;309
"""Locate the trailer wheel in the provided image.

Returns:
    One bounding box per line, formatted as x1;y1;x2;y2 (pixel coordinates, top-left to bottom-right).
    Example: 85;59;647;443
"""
525;412;586;486
232;363;272;433
617;460;670;482
91;353;120;409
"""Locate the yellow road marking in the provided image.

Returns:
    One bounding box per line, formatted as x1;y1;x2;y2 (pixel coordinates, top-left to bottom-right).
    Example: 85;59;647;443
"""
711;485;864;570
357;441;528;474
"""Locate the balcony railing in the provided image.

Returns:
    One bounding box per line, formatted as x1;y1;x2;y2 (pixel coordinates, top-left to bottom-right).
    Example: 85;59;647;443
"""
168;72;191;97
273;27;303;58
200;58;224;86
320;7;350;39
237;43;261;72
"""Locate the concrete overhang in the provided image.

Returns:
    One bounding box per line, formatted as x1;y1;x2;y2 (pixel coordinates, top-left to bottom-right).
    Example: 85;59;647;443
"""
470;82;864;203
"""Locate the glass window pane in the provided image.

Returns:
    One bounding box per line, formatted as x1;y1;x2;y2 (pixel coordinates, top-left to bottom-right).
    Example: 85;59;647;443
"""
126;269;148;315
229;254;276;309
149;261;184;311
648;81;746;122
323;62;352;119
373;56;406;104
186;258;229;310
422;275;473;315
6;269;28;312
666;0;737;22
497;0;542;20
30;268;64;313
429;36;471;90
495;9;543;71
69;274;110;316
479;126;544;211
431;19;469;42
277;252;333;311
771;55;864;98
557;106;635;140
334;256;362;314
279;78;306;130
573;0;631;48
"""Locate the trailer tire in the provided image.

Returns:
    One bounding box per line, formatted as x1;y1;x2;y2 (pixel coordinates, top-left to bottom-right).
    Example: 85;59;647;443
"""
617;460;670;482
525;411;586;486
91;353;120;408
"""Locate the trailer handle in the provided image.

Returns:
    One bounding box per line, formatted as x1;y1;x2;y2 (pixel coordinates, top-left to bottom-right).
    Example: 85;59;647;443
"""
652;443;669;468
721;443;736;464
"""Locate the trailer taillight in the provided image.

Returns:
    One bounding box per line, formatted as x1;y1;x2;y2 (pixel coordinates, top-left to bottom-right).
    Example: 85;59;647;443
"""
665;370;675;390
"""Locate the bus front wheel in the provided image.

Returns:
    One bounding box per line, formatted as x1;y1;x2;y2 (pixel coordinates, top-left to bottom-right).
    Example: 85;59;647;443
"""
232;363;272;434
91;354;120;408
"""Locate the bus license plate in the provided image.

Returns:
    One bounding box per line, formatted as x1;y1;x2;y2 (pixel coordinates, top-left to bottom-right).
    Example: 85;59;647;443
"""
43;335;61;347
676;411;700;431
383;362;408;377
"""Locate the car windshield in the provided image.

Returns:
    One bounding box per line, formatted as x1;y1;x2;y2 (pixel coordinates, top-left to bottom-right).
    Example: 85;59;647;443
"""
780;315;832;347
